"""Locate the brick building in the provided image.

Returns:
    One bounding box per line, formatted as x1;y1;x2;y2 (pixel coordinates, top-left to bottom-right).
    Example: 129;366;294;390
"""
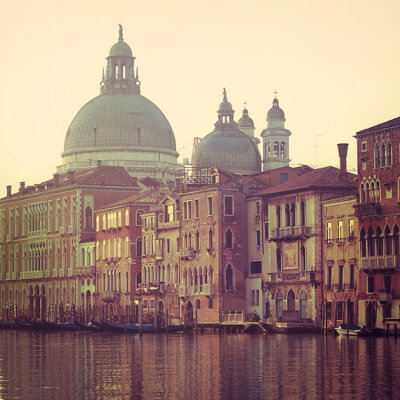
355;117;400;330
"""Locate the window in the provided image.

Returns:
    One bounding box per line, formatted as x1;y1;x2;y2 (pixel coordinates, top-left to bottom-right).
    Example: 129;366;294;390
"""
276;248;282;272
326;302;332;320
188;201;192;219
164;205;174;222
250;261;262;274
327;222;333;245
338;265;344;289
256;201;260;215
285;204;290;227
225;229;233;248
327;266;332;290
384;276;391;293
251;290;260;306
349;265;355;289
136;210;144;226
224;196;234;216
276;206;281;228
96;216;99;232
225;264;234;290
125;210;130;226
136;237;142;257
208;229;213;249
208;197;213;216
387;142;392;165
256;230;261;247
280;142;286;158
362;160;367;171
85;207;92;228
348;219;355;240
375;143;380;168
300;201;305;226
195;231;200;250
290;203;296;227
166;239;170;253
265;223;269;240
280;173;288;183
183;202;188;220
195;199;199;218
336;302;343;320
300;246;305;271
337;220;344;243
273;142;279;157
361;141;367;152
367;276;375;293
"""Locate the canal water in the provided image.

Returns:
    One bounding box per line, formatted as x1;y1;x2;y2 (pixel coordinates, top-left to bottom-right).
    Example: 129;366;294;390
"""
0;331;399;400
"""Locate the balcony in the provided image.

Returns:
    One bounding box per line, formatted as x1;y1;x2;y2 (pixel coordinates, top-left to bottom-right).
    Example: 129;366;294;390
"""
179;286;188;297
378;289;392;303
354;203;381;217
270;225;312;241
136;283;165;296
75;266;96;275
360;256;399;271
179;249;195;259
20;270;45;279
202;283;214;296
102;291;120;302
158;220;179;230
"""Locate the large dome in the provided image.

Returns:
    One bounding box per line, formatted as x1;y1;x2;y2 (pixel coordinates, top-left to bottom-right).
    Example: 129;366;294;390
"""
192;89;261;175
58;26;178;181
63;93;176;154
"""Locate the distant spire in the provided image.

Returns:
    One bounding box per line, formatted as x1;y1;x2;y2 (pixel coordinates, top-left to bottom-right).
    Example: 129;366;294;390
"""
102;67;105;80
136;66;139;80
223;87;227;102
274;90;278;98
118;24;123;42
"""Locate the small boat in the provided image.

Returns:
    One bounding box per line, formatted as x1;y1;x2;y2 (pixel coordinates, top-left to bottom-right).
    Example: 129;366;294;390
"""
40;321;79;331
75;321;102;332
99;320;156;333
335;323;366;336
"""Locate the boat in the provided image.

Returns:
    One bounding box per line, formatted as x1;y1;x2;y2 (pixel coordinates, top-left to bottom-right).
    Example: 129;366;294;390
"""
334;323;366;336
75;321;102;332
99;320;156;333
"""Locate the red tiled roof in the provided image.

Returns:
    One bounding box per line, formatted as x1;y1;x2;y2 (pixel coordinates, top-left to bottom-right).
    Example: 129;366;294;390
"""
356;116;400;135
73;166;139;187
255;166;357;196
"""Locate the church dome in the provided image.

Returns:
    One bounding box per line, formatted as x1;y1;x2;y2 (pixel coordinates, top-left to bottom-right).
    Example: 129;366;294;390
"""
238;108;254;129
63;92;176;154
267;97;285;121
192;90;261;175
59;26;178;181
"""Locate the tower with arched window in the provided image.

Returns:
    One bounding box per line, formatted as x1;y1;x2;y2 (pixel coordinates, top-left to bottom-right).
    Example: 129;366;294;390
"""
260;96;291;171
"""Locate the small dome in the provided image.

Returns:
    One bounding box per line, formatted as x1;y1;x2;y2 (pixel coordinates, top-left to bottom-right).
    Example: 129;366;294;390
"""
109;41;132;57
267;97;285;121
238;108;254;128
218;88;233;113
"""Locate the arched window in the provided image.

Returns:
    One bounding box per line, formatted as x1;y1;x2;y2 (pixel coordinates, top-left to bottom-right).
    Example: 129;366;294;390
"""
367;226;375;257
280;142;286;158
370;182;375;203
267;142;271;157
208;229;213;249
376;226;383;256
376;181;381;203
199;266;203;289
136;210;144;226
85;206;92;228
366;183;370;203
300;201;305;226
96;216;99;232
209;265;213;284
290;203;296;227
175;264;179;284
81;248;85;266
136;237;142;257
195;231;200;250
276;248;282;272
360;183;365;203
188;233;192;249
189;269;193;287
276;206;281;228
117;211;122;227
375;143;380;168
387;142;392;165
394;225;400;255
273;142;279;157
381;142;386;167
196;299;201;310
183;269;188;286
385;226;392;256
285;204;290;227
360;228;367;258
225;264;234;290
287;290;296;311
125;210;130;226
194;268;198;291
225;229;233;249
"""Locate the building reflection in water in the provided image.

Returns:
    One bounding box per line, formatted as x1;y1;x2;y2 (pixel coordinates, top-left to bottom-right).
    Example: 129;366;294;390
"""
0;331;400;399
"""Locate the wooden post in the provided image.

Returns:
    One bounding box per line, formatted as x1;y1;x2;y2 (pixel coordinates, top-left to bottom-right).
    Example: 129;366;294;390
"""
195;306;198;334
347;300;350;336
165;308;169;333
139;301;143;336
394;324;397;338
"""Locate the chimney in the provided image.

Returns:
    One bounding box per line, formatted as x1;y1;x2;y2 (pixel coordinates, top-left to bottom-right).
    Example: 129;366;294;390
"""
337;143;348;173
6;185;11;197
19;182;25;193
53;173;59;186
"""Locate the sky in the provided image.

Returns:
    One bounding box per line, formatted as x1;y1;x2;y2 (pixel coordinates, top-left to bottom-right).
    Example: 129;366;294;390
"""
1;0;400;195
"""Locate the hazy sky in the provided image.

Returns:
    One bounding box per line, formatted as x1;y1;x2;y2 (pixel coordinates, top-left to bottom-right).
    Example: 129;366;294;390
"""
1;0;400;195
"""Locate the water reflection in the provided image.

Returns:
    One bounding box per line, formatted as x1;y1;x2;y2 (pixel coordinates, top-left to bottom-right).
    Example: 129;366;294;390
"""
0;331;399;400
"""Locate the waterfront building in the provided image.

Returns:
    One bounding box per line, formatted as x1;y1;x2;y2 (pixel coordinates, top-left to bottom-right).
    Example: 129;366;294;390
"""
0;166;140;320
260;97;291;171
58;25;179;181
355;117;400;331
322;194;359;330
192;90;262;175
257;149;356;329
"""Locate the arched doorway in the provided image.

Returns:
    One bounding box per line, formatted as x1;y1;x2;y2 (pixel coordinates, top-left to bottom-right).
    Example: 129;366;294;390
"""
287;290;296;312
366;301;376;330
300;290;308;320
275;290;283;319
184;301;193;326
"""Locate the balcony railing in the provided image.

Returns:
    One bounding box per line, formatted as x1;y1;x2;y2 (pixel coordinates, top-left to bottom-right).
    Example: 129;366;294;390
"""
179;249;195;259
102;291;120;302
360;256;399;271
75;266;96;275
354;203;381;217
221;311;244;324
270;225;312;240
